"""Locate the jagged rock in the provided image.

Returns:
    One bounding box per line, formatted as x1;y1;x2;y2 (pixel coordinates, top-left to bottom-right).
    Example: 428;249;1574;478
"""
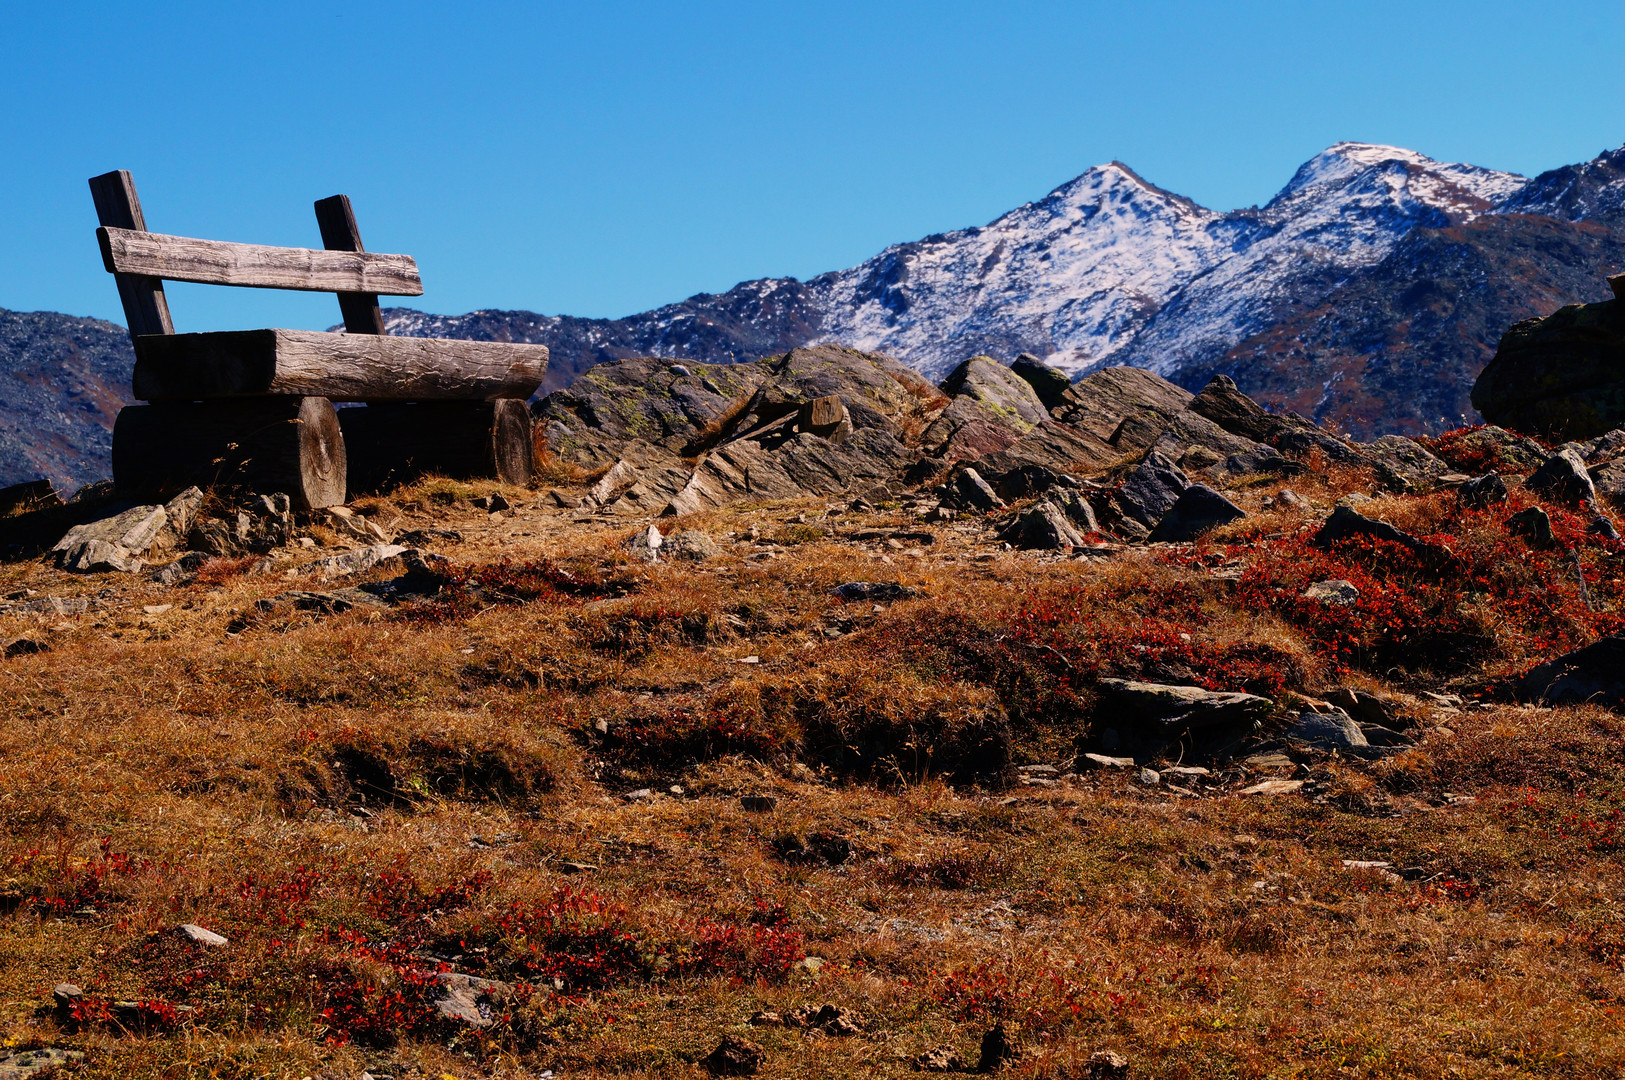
984;463;1064;501
1590;514;1621;540
1509;506;1554;545
1326;687;1405;729
1053;489;1099;533
1313;505;1421;549
1057;367;1193;446
473;492;511;513
786;1003;865;1035
1288;710;1368;751
2;637;48;659
663;425;917;517
1010;353;1074;410
0;478;61;516
536;356;772;467
1095;678;1272;757
175;923;228;946
913;1045;968;1072
588;459;642;506
1473;297;1625;440
1211;446;1291;478
949;468;1004;512
432;972;507;1028
797;395;852;441
1593;457;1625;509
938;356;1053;432
967;421;1118;481
1525;446;1597;505
52;501;171;572
1458;472;1509;509
1188;374;1303;444
303;544;408;579
1000;500;1085;550
1515;635;1625;708
150;551;209;586
1146;484;1245;542
1086;1050;1130;1079
1366;435;1449;493
663;530;717;560
627;524;664;562
1303;579;1359;605
1150;409;1262;468
1112;451;1189;529
703;1034;765;1075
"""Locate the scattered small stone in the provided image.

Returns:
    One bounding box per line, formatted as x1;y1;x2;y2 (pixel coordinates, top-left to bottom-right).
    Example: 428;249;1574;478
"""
1137;767;1161;785
432;971;507;1027
913;1046;968;1072
1302;579;1359;605
176;922;228;947
473;492;512;513
558;861;599;874
786;1002;863;1034
142;604;173;615
833;581;915;602
1080;753;1136;769
52;983;82;1007
740;794;779;812
749;1010;782;1026
951;468;1005;512
1240;779;1305;796
1274;488;1309;510
0;1048;83;1079
669;364;693;377
1162;765;1211;778
1086;1049;1130;1079
736;655;761;664
703;1034;764;1076
623;788;655;801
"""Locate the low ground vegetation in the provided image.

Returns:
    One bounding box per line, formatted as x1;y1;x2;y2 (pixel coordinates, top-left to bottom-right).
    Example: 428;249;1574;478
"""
1;451;1623;1078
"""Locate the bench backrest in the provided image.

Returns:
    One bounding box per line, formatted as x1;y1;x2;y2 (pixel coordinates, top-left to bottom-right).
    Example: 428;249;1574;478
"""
88;170;421;342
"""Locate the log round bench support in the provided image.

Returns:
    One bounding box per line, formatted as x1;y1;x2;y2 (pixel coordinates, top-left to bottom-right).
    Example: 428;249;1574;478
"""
113;396;347;509
338;399;534;493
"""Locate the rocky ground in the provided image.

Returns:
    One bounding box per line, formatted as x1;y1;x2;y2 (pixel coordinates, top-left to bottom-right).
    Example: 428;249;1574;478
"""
1;350;1625;1078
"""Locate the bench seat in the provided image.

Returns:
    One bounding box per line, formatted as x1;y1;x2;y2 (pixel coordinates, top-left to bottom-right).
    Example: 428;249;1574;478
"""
132;329;549;402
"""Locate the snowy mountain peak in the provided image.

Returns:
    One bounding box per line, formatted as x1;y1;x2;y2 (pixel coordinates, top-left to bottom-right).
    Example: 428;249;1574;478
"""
1272;142;1526;216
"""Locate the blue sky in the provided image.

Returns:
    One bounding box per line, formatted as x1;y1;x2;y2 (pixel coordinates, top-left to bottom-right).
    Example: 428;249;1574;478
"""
4;1;1623;333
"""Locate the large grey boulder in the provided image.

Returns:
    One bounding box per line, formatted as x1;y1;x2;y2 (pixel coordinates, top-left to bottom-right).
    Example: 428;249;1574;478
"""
1472;297;1625;441
1053;366;1193;445
1146;484;1246;542
1010;353;1075;410
1366;435;1449;493
1457;472;1508;509
1516;636;1625;708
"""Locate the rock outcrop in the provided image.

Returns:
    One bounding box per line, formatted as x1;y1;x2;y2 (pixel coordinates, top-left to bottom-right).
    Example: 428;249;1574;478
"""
1473;297;1625;440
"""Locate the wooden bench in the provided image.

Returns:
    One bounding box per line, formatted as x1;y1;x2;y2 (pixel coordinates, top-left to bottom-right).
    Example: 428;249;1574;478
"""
90;170;549;508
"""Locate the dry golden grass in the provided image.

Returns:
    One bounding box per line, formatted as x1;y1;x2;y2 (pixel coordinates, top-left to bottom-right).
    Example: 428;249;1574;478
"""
0;470;1623;1078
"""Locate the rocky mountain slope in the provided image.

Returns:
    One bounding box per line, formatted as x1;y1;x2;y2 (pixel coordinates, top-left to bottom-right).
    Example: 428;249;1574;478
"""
0;308;134;492
6;143;1625;489
383;142;1625;438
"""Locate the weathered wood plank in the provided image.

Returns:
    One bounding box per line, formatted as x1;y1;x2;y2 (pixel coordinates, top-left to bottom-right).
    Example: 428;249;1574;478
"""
341;400;534;491
113;397;347;509
88;171;175;338
133;329;547;402
98;226;424;295
314;194;387;335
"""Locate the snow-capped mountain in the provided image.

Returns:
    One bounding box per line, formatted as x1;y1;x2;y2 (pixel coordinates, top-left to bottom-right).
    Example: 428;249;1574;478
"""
9;141;1625;489
381;140;1625;437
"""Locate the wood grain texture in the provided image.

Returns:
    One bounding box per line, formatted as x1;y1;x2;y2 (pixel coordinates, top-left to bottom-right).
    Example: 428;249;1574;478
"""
132;330;548;402
98;226;423;295
314;194;387;335
113;397;347;509
88;171;175;338
340;399;534;492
